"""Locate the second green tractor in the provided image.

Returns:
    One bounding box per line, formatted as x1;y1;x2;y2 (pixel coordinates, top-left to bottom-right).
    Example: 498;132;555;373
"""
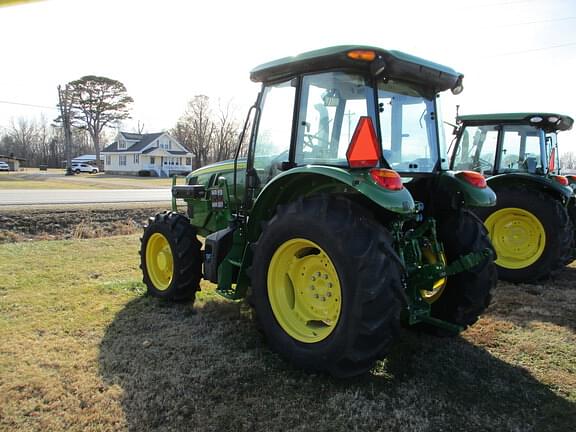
450;112;575;282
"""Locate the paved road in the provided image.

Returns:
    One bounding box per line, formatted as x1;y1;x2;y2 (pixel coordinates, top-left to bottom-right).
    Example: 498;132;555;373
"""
0;189;171;206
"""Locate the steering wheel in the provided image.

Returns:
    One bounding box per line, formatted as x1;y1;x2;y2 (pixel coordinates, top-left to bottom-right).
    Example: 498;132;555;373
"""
303;133;330;152
472;157;493;172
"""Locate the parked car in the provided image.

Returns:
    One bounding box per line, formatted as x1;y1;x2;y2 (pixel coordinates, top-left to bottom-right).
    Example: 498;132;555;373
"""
71;163;99;174
0;161;10;171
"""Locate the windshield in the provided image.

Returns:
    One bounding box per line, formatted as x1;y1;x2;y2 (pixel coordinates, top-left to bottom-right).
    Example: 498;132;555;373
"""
378;80;441;174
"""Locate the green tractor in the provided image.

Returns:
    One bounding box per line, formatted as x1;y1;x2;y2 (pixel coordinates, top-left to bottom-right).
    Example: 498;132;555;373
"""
140;46;497;377
450;112;575;283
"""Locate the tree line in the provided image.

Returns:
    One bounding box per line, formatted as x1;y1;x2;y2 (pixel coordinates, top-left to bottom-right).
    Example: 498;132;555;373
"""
0;75;243;170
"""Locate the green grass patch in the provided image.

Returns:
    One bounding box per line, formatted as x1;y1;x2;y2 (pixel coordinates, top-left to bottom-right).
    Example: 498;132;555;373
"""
0;235;575;431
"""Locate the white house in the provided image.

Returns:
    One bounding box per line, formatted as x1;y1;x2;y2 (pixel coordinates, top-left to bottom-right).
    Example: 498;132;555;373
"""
102;132;193;176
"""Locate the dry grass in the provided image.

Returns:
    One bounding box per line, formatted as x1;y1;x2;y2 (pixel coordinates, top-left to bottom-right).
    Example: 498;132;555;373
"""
0;235;575;431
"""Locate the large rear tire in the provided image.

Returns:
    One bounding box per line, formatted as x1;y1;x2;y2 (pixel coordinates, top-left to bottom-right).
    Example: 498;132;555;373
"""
475;187;573;282
140;211;202;302
431;209;496;329
250;195;405;378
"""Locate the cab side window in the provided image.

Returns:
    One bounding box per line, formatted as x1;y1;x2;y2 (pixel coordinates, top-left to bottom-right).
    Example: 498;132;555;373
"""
453;126;498;174
253;80;296;185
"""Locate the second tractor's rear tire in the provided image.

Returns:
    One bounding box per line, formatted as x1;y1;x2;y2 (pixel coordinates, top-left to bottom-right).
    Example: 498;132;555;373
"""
250;195;405;378
140;211;202;302
475;187;573;283
431;209;497;330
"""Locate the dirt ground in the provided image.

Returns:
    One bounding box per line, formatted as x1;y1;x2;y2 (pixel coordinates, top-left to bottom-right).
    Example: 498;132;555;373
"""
0;203;170;243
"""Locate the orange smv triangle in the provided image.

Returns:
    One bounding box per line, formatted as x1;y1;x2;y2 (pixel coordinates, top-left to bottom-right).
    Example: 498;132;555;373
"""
548;146;556;172
346;116;381;168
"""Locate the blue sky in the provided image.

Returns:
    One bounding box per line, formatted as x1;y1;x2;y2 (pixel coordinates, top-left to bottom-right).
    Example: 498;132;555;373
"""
0;0;574;148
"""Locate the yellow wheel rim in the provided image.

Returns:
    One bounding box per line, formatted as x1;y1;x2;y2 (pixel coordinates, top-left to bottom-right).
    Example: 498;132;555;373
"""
267;238;342;343
485;208;546;269
420;246;447;303
146;233;174;290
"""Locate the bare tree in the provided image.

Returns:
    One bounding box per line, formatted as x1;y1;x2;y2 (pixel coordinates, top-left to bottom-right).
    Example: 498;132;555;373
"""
560;151;576;172
7;118;37;165
64;76;133;169
173;95;214;168
172;95;242;169
211;99;240;163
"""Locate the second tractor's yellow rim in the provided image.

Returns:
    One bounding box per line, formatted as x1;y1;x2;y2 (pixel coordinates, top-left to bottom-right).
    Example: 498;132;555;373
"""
485;207;546;270
267;238;342;343
146;233;174;290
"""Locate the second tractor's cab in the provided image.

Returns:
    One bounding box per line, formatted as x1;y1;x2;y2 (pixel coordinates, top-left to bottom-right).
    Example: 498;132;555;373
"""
450;112;575;282
144;46;498;377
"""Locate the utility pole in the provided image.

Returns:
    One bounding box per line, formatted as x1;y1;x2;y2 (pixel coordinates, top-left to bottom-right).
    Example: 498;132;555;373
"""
58;85;74;175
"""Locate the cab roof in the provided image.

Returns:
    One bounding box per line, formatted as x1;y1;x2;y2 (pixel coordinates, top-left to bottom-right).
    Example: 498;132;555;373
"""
457;113;574;132
250;45;463;94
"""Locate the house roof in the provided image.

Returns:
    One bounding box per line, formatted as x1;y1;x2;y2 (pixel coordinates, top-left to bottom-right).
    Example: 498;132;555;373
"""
103;132;164;153
120;132;145;141
141;148;190;156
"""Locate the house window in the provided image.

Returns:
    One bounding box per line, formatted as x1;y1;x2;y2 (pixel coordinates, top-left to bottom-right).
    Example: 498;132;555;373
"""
185;157;191;165
133;154;139;164
119;155;127;166
150;157;155;165
159;138;170;149
118;137;126;150
106;155;111;165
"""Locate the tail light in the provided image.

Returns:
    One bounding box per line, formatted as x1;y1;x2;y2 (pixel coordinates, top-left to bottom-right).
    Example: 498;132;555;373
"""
369;168;403;191
552;175;569;186
455;171;487;188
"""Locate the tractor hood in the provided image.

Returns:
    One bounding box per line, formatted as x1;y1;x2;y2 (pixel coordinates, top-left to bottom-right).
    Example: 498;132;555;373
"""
250;45;464;95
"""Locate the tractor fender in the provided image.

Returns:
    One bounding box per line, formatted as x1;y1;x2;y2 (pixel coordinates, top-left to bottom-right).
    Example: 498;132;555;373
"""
487;173;573;203
246;165;415;242
436;171;497;208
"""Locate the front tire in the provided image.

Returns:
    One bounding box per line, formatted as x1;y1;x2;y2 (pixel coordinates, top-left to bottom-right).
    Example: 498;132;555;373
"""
476;187;573;282
140;211;202;301
250;196;405;377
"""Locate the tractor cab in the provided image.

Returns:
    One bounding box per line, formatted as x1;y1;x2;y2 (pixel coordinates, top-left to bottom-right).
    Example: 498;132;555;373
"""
452;113;573;178
245;46;488;216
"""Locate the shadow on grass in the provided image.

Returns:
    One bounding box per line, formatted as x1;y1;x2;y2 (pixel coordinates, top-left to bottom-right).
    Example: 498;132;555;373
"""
99;296;576;432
